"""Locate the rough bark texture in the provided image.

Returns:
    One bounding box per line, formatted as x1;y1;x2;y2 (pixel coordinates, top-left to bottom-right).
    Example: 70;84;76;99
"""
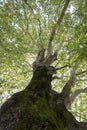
0;66;87;130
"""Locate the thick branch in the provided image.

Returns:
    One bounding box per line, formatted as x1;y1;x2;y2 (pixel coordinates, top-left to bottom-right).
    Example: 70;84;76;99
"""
61;70;76;96
47;0;70;56
61;69;76;107
44;35;68;66
60;69;87;108
44;52;57;66
33;48;46;71
70;87;87;106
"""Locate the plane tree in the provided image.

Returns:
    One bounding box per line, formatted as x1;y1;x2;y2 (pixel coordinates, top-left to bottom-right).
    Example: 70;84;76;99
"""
0;0;87;129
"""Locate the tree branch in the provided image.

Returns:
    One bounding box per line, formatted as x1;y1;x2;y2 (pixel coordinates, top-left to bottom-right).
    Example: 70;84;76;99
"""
24;0;42;44
59;69;87;108
61;69;76;107
21;27;34;42
61;70;76;96
24;0;34;13
70;87;87;106
33;18;43;44
76;70;87;76
44;33;69;66
47;0;70;57
56;64;70;70
33;48;45;71
54;33;66;55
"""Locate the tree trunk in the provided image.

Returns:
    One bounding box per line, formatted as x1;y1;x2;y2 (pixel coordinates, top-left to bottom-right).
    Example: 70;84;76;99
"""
0;66;87;130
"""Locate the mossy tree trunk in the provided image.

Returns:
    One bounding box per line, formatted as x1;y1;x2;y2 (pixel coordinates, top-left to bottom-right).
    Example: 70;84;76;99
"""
0;66;87;130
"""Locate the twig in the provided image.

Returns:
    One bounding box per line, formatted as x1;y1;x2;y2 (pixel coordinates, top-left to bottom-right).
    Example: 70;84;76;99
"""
24;0;34;13
24;1;42;44
21;26;34;42
21;2;35;42
76;70;87;76
56;64;70;70
34;18;42;44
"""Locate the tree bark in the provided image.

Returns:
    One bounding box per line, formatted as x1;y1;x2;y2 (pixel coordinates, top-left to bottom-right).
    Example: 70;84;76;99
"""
0;66;87;130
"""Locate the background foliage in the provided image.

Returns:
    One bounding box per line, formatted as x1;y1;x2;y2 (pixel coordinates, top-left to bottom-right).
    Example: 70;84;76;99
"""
0;0;87;121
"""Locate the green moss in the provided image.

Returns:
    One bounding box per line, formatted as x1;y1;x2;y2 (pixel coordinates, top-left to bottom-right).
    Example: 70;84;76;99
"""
12;97;59;130
11;67;72;130
12;96;70;130
54;103;72;128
